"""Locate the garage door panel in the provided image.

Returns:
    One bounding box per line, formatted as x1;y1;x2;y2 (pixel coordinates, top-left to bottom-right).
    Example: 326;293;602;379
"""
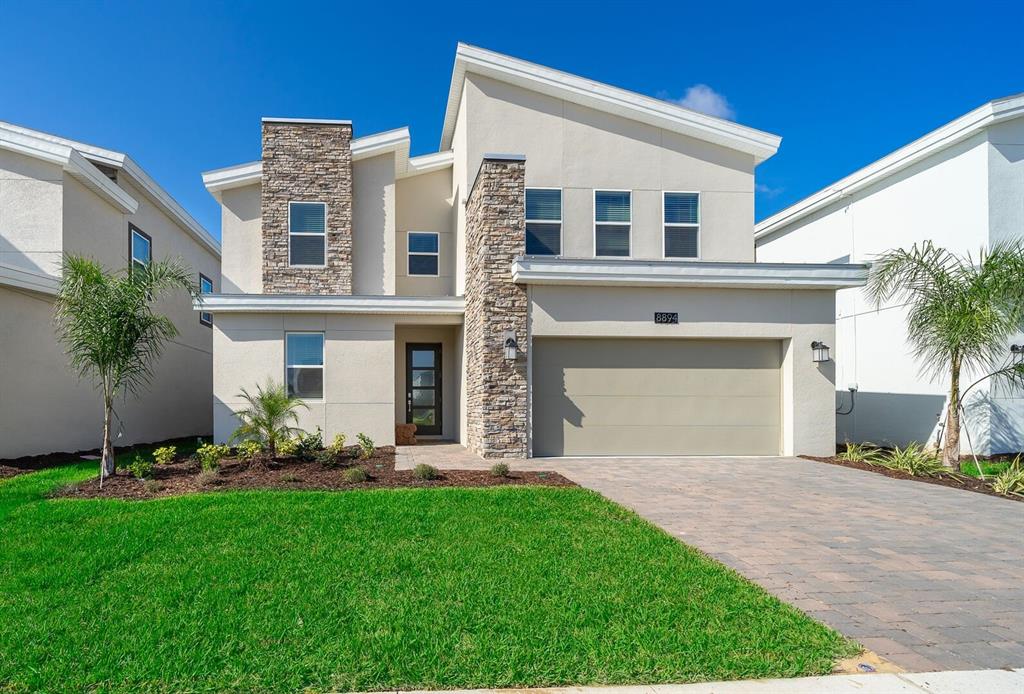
533;338;781;456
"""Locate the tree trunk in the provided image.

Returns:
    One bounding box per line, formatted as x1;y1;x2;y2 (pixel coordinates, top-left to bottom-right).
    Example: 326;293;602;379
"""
100;395;116;485
941;357;961;469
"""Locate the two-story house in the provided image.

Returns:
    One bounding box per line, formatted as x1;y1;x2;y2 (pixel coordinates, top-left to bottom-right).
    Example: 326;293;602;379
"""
0;121;220;459
200;44;866;459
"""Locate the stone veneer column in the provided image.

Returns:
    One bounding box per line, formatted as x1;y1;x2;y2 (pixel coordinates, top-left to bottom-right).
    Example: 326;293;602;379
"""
261;118;353;294
464;156;528;458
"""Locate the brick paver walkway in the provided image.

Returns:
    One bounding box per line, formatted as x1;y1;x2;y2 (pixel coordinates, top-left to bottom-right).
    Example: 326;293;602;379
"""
398;447;1024;672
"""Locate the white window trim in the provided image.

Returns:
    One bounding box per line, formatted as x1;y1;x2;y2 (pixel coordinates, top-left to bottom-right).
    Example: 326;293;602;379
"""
524;186;563;256
130;225;151;273
593;189;632;259
662;191;701;260
198;273;214;327
407;231;440;277
285;331;325;401
288;201;328;268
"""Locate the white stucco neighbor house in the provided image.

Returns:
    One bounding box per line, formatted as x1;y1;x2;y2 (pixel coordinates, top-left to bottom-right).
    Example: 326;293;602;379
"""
0;122;220;459
756;94;1024;455
199;43;867;459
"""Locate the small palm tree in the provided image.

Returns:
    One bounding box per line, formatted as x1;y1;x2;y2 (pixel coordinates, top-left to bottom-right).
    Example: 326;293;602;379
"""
53;254;197;484
230;380;308;456
867;241;1024;467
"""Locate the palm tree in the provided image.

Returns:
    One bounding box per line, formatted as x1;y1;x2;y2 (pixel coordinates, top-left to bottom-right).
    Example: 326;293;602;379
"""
867;241;1024;467
53;255;197;484
230;380;308;456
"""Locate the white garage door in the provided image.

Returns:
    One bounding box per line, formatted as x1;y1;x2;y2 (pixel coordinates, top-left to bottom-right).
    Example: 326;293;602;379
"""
532;338;782;457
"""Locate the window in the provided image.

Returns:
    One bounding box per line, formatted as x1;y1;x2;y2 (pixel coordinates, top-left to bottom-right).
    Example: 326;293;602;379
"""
289;202;327;266
525;188;561;255
594;190;631;257
130;225;151;274
664;192;700;258
198;274;214;327
407;232;439;276
285;332;324;399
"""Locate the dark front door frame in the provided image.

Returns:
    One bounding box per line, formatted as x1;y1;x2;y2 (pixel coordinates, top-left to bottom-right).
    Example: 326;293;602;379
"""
406;343;442;436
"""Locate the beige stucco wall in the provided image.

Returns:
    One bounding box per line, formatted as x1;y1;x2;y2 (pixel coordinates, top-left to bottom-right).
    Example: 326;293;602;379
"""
220;183;262;294
527;284;837;456
353;153;396;295
395;167;455;296
0;168;217;458
459;74;756;263
0;149;63;275
394;325;459;440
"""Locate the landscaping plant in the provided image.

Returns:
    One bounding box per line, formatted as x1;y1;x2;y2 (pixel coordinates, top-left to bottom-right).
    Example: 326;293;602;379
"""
866;241;1024;468
356;433;375;459
230;380;308;456
342;467;369;483
127;455;153;480
837;441;878;463
870;442;945;477
53;254;197;485
413;463;438;481
153;446;176;465
236;441;263;462
992;455;1024;497
276;437;299;457
196;443;229;472
490;462;510;478
295;427;323;461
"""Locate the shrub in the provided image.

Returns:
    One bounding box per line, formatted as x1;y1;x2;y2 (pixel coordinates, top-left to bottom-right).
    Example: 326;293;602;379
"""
276;437;299;457
127;455;153;480
143;479;163;494
315;449;341;468
295;427;323;460
356;433;375;460
490;462;510;478
280;472;301;483
992;455;1024;497
328;433;348;455
343;467;369;483
197;469;220;487
413;463;438;481
236;440;263;461
153;446;177;465
230;380;308;455
870;442;945;477
837;441;877;463
196;443;230;472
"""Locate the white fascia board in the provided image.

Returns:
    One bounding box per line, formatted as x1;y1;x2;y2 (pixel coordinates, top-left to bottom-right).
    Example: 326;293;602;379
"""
195;294;466;315
440;43;781;163
201;160;262;197
511;257;868;290
400;150;454;178
0;262;60;295
755;92;1024;242
65;150;138;213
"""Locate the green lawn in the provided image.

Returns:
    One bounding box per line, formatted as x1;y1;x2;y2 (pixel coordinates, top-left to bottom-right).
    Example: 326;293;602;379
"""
959;460;1011;478
0;465;854;693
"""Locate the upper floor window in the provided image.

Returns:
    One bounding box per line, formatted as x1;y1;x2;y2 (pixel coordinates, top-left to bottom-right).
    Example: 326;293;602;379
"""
289;202;327;267
130;225;151;274
408;232;439;276
285;332;324;399
594;190;631;257
525;188;561;255
664;192;700;259
199;273;214;327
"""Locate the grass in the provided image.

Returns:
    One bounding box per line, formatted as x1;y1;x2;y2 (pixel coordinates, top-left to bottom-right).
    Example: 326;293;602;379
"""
960;460;1011;478
0;467;855;693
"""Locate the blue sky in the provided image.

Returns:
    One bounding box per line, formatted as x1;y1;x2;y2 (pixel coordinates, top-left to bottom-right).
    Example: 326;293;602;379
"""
2;1;1022;239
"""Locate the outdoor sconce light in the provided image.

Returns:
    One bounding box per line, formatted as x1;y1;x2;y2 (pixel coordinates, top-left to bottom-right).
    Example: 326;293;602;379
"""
811;341;831;363
1012;344;1024;364
503;330;518;361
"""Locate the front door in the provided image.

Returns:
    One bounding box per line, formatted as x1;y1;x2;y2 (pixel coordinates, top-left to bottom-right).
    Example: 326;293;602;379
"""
406;343;442;436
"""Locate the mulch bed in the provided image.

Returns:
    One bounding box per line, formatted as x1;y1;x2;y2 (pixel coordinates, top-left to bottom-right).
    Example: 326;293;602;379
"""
801;455;1022;502
55;447;575;500
0;437;200;480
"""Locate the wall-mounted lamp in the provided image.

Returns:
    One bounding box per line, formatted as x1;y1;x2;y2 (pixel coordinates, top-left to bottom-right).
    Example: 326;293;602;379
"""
503;330;518;361
1011;344;1024;364
811;341;831;363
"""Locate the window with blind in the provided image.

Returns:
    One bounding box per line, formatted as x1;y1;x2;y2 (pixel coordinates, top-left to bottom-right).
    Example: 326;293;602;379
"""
664;192;699;258
289;202;327;266
525;188;561;255
594;190;631;257
407;232;439;275
285;332;324;399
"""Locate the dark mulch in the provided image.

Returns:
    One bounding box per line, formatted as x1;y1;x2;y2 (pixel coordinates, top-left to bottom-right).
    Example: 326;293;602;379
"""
802;455;1021;502
0;437;203;479
57;447;575;500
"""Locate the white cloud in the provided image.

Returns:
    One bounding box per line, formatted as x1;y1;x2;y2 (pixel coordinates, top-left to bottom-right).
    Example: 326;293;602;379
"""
755;182;784;198
661;84;736;121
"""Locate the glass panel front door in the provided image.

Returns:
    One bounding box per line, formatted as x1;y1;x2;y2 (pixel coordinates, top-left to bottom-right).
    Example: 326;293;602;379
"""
406;343;441;435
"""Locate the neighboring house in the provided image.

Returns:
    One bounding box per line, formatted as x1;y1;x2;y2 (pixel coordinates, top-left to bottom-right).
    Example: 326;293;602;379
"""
200;43;866;459
756;94;1024;455
0;122;220;459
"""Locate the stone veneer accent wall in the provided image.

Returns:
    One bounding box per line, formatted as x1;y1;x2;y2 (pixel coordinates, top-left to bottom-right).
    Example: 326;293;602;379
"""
464;157;528;458
261;119;353;294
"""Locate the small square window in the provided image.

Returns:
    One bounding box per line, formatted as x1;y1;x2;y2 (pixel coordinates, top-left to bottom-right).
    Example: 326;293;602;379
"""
408;232;439;276
199;274;214;327
286;332;324;399
289;202;326;266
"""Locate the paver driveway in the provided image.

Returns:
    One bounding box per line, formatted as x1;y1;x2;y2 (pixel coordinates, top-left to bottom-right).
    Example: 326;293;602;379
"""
399;446;1024;672
545;456;1024;673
